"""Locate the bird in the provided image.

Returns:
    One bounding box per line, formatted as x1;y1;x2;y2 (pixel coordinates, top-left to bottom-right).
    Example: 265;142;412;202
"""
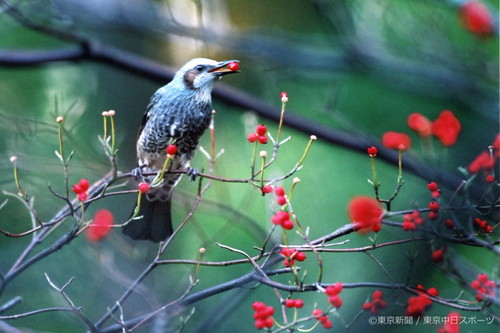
122;58;239;242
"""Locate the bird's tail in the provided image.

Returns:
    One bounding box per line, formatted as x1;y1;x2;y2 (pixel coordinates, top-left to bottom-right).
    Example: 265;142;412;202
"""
123;197;173;242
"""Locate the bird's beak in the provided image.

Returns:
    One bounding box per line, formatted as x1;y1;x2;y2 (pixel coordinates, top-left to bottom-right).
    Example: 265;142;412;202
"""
208;60;240;76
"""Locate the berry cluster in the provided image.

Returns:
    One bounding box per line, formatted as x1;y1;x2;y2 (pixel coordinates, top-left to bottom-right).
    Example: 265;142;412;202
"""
347;196;383;233
471;273;496;302
405;285;438;317
273;186;287;206
284;298;304;308
428;200;440;220
474;217;493;234
72;178;90;202
252;301;274;329
247;124;268;144
325;282;343;308
426;181;441;198
402;210;423;231
271;211;294;230
407;111;462;146
279;247;306;267
362;290;387;314
312;309;333;329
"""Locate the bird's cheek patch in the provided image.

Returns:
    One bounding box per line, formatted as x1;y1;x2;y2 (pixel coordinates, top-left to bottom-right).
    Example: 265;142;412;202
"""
183;70;197;90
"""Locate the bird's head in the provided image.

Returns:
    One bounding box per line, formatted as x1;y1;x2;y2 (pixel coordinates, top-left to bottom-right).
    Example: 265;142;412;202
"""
175;58;239;91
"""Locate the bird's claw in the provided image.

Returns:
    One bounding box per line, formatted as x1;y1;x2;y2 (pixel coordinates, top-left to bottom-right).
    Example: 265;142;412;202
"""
132;167;144;181
187;167;199;181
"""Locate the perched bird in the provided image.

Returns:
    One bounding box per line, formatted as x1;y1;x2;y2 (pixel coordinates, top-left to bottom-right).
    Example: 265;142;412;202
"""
123;58;239;242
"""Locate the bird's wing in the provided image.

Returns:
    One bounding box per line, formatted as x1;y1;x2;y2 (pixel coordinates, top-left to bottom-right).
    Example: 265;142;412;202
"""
137;90;163;139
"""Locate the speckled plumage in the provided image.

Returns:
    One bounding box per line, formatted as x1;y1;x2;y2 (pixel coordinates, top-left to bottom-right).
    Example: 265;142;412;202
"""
123;58;238;242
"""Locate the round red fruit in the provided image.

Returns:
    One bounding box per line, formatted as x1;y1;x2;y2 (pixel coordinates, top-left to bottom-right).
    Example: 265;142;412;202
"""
256;124;267;136
227;61;239;71
166;144;177;155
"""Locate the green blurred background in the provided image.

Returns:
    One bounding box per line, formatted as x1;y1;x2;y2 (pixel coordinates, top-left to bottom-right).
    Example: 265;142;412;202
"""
0;0;498;332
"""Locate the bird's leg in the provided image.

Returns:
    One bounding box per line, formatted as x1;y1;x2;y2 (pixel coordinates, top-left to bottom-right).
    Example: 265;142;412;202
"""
186;167;199;181
132;166;145;182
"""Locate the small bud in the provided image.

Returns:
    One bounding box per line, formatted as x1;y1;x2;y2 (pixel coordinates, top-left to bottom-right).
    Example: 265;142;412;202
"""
293;177;300;184
199;247;206;254
260;151;267;158
102;111;109;117
56;116;64;123
310;135;317;141
107;110;116;116
9;156;17;163
280;91;288;103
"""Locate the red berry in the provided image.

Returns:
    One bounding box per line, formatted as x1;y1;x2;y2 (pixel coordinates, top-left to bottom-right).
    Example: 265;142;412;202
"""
322;319;333;329
247;133;258;143
72;184;83;194
294;251;306;261
274;186;285;196
460;0;494;36
280;91;288;102
281;219;294;230
427;182;439;191
254;319;265;329
294;299;304;308
138;182;150;194
166;144;177;155
285;299;295;308
312;309;323;318
256;124;267;136
431;249;444;263
427;287;439;296
325;283;343;296
252;301;266;312
428;201;440;211
227;61;239;71
485;174;495;183
431;190;441;198
444;219;455;229
428;211;439;220
258;135;268;144
367;146;378;156
276;196;287;206
79;179;90;191
328;295;343;308
77;192;88;202
262;185;273;194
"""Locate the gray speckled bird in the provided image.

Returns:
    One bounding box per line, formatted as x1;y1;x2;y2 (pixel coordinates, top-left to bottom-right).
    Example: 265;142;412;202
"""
123;58;239;242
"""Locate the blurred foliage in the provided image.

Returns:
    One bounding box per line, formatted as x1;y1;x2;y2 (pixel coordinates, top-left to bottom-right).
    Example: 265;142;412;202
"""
0;0;498;332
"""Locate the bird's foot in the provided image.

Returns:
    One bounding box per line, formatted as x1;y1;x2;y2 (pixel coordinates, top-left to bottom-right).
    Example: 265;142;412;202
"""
187;167;199;181
132;167;144;181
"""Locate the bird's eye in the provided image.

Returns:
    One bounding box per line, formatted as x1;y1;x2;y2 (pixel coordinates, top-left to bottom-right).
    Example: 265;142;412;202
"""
195;65;205;72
